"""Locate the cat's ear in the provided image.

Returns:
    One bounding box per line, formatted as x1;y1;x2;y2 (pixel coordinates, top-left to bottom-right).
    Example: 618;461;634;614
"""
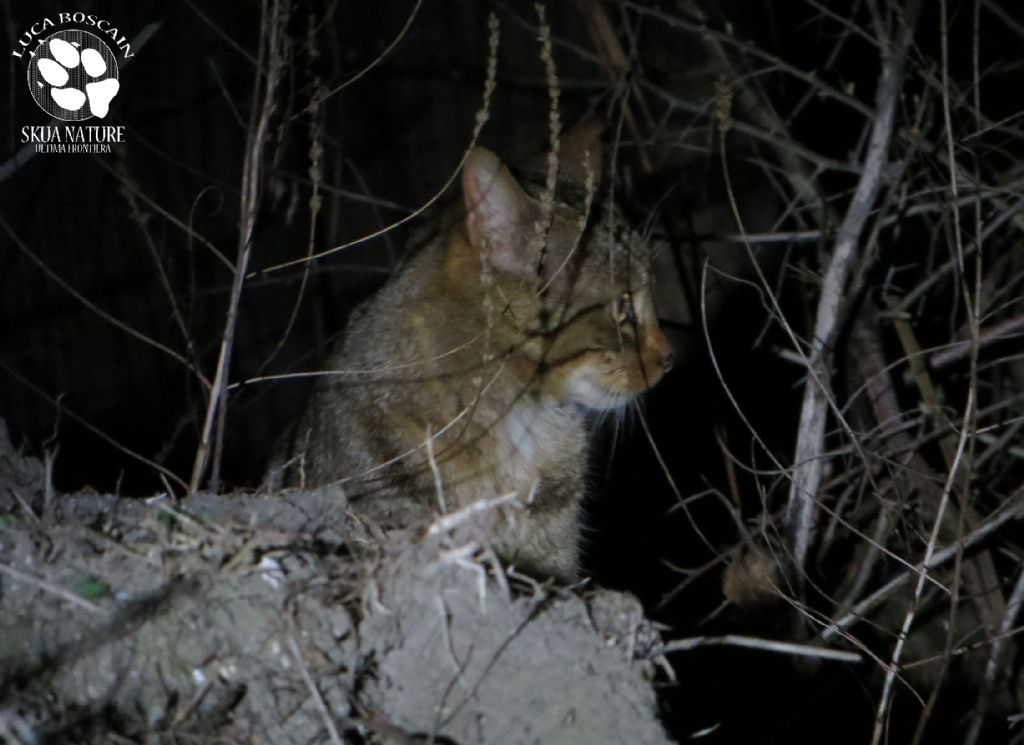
521;121;604;191
462;147;538;275
557;120;603;189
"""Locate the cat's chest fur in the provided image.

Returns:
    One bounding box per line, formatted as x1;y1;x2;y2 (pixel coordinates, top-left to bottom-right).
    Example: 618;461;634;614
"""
496;400;585;498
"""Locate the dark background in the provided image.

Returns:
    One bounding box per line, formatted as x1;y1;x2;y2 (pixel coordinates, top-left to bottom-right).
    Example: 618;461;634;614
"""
3;1;1023;743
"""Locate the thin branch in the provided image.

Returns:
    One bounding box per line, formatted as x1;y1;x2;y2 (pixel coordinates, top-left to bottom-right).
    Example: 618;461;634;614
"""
0;560;106;615
0;359;188;491
929;313;1024;370
190;0;285;493
965;559;1024;745
287;635;344;745
314;0;422;105
0;215;209;391
654;634;862;664
784;0;921;585
871;383;973;745
819;490;1024;643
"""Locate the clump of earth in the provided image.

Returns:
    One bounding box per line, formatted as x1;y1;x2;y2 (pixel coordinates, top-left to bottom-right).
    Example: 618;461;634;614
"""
0;419;674;744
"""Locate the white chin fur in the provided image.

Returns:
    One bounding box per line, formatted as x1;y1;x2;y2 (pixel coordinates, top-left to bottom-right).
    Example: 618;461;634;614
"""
568;373;631;411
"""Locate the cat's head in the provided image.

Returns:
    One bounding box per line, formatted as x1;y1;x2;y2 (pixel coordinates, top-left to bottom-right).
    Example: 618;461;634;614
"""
460;125;673;411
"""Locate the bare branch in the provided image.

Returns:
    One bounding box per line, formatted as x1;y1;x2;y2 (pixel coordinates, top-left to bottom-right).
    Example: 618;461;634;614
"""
785;0;922;586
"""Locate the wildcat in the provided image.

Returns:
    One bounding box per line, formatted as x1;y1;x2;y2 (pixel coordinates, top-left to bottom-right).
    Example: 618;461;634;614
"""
270;124;673;579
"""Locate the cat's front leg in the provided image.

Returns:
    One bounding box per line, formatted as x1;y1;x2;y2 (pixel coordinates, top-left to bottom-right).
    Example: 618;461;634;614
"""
496;468;584;581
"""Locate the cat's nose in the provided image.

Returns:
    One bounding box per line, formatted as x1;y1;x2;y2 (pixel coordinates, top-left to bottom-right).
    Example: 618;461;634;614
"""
657;351;674;373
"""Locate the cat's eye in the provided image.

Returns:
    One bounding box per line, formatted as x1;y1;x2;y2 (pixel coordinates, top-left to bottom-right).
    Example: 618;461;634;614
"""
614;292;637;325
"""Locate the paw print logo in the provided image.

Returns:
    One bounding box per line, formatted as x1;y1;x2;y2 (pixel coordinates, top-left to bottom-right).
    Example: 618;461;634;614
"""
27;30;120;121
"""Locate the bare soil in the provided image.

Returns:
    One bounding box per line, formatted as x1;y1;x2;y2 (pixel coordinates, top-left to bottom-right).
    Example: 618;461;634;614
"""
0;420;673;744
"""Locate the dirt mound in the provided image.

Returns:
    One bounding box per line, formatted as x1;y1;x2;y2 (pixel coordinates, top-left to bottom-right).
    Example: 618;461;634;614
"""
0;420;672;744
